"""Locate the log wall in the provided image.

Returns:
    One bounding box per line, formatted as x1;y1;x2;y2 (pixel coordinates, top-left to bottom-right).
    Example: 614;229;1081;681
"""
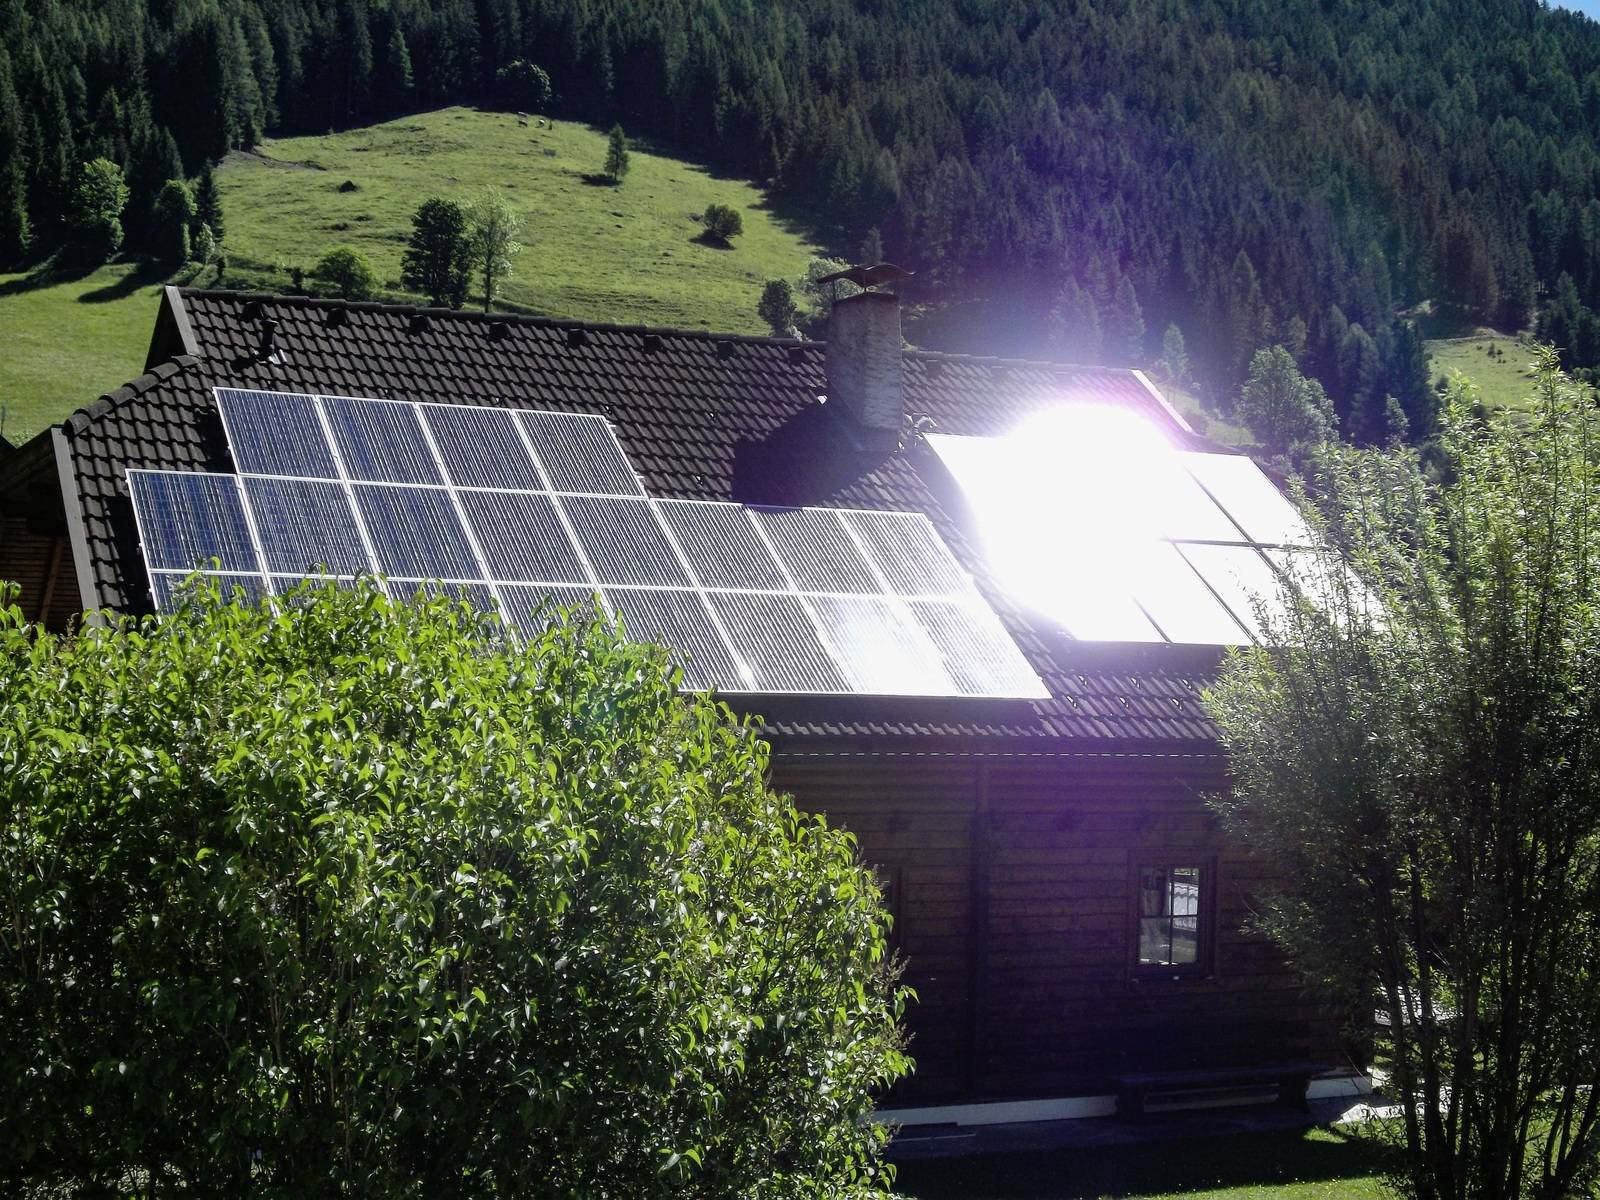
772;753;1345;1103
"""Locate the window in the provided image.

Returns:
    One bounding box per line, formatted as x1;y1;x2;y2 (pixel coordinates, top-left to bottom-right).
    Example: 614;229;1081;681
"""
1134;862;1211;975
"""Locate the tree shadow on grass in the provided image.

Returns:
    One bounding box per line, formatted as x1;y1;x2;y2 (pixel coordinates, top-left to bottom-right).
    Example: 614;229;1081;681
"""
893;1126;1394;1199
579;172;619;187
78;259;191;304
692;231;735;250
0;256;100;297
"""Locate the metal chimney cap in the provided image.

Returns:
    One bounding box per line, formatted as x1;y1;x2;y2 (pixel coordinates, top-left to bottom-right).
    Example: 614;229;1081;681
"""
816;262;913;289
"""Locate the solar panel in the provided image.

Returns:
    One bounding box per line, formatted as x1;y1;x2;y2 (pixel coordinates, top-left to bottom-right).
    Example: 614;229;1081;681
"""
1180;452;1313;546
805;595;955;695
657;499;789;591
216;389;338;478
517;410;643;495
909;598;1050;697
1176;543;1288;640
559;495;690;587
421;403;546;491
149;571;270;610
240;476;372;575
353;485;482;580
707;591;852;693
750;507;880;594
129;470;260;573
843;509;972;597
132;388;1049;698
323;396;442;485
1128;543;1251;646
604;587;749;690
927;427;1323;647
498;584;604;632
459;491;589;583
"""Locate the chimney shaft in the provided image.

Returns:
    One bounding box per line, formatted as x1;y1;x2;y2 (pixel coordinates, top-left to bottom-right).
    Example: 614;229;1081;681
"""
825;291;902;451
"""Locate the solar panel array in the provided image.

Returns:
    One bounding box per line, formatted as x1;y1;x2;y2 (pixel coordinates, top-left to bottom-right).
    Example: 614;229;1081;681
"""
928;431;1322;646
128;388;1048;699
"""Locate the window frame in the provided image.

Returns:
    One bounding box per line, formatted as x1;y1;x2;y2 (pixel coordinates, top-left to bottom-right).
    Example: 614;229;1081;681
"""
1128;857;1217;981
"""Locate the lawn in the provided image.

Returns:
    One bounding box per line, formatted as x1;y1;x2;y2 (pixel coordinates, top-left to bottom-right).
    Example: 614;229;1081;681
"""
217;106;822;332
0;107;823;445
0;259;205;444
893;1126;1389;1199
1424;332;1540;410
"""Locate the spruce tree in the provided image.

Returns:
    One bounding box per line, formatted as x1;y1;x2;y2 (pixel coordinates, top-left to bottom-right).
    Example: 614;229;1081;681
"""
0;50;29;265
400;197;471;307
382;24;414;113
193;163;225;244
604;124;630;183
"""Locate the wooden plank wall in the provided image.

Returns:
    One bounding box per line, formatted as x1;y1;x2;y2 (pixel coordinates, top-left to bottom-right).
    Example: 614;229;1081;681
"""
0;517;77;630
773;754;1346;1104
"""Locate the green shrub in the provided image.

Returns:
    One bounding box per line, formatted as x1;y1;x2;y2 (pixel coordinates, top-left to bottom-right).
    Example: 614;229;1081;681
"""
702;202;744;244
0;580;908;1195
314;245;377;300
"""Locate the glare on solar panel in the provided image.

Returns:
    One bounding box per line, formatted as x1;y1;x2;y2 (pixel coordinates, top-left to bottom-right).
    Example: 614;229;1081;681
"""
323;395;443;485
353;485;483;580
149;570;270;611
1180;452;1314;546
804;594;954;695
1177;542;1287;641
420;403;546;491
215;389;339;479
908;598;1051;698
707;591;851;693
1128;543;1252;645
656;499;789;591
517;410;642;495
240;476;372;575
1141;457;1253;543
459;490;590;583
558;495;690;587
842;509;971;597
604;587;749;690
129;470;260;573
749;507;879;594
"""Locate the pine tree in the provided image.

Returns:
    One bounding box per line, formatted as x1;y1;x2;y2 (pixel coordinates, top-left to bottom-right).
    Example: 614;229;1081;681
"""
604;124;630;183
193;163;225;244
125;121;183;251
382;24;414;113
0;50;29;265
1107;275;1146;364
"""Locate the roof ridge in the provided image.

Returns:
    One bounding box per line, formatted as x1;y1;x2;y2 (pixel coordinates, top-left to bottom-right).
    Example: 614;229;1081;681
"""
65;355;206;434
175;288;1145;375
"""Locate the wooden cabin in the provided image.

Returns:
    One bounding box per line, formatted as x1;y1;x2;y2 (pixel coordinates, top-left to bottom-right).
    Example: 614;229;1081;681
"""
0;286;1360;1119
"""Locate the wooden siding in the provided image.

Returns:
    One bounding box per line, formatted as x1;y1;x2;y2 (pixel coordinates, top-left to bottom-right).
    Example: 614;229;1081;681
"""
0;517;78;631
773;755;1346;1104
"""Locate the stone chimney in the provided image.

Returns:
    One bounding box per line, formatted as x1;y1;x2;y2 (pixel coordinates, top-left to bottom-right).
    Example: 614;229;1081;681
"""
825;291;903;452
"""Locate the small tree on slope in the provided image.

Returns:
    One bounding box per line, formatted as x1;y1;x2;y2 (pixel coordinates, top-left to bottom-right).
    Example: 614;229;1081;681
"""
1206;351;1600;1200
465;187;522;312
0;580;909;1195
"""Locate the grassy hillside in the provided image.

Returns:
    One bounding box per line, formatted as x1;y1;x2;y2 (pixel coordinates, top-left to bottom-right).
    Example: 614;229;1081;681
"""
0;107;822;445
1425;332;1541;411
218;108;821;331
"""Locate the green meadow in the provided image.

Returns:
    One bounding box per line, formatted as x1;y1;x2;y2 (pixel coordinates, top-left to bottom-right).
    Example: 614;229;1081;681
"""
0;107;822;445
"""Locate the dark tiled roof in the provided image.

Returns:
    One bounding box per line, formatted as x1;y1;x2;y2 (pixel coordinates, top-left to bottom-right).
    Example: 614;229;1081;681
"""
53;288;1225;753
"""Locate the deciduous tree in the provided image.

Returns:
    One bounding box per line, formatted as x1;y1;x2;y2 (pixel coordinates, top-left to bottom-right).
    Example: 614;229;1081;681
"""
313;245;376;299
0;581;910;1194
464;187;522;312
1208;352;1600;1200
1237;345;1335;456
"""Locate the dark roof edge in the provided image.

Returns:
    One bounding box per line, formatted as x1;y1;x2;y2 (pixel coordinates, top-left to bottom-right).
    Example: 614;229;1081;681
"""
164;285;201;357
51;426;99;620
773;745;1226;762
62;355;206;435
172;288;1153;377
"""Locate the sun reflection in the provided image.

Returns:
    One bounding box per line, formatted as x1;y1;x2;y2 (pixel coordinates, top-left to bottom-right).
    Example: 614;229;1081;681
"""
928;406;1178;640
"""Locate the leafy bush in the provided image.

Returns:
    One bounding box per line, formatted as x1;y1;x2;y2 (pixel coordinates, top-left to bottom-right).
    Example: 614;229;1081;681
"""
701;202;744;244
757;278;799;337
152;177;194;263
314;245;377;300
496;59;551;110
0;580;908;1195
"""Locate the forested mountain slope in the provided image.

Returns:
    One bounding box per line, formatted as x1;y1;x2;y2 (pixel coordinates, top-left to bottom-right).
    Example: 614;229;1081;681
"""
5;0;1600;441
